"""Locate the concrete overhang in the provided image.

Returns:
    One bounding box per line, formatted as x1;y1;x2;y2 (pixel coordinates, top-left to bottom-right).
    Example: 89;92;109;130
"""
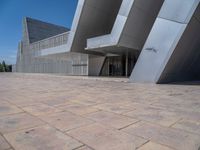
37;43;104;58
37;0;123;57
86;0;164;54
86;44;139;55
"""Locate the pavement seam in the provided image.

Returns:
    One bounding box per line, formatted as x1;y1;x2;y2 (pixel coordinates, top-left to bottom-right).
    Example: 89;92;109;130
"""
135;140;150;150
0;133;15;150
118;120;141;130
169;118;183;127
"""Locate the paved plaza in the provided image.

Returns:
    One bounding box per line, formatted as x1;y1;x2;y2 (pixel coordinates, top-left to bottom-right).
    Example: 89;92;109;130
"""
0;73;200;150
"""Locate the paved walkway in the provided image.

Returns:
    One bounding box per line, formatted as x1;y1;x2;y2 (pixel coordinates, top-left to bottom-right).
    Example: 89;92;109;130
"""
0;73;200;150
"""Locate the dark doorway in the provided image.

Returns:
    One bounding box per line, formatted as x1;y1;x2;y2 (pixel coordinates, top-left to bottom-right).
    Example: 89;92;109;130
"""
100;52;139;77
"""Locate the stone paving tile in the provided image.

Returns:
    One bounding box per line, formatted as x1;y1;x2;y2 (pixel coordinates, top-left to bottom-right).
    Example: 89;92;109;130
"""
149;105;200;122
177;110;200;121
9;100;41;107
138;141;173;150
4;125;83;150
67;123;147;150
124;108;181;127
1;94;41;107
172;119;200;135
42;98;74;107
122;121;200;150
70;99;101;106
93;103;134;114
0;134;11;150
127;96;159;105
125;102;165;111
58;103;100;116
22;103;62;116
1;93;25;102
75;145;94;150
39;111;94;131
0;113;45;134
0;101;23;116
84;111;138;129
152;100;200;113
1;73;200;150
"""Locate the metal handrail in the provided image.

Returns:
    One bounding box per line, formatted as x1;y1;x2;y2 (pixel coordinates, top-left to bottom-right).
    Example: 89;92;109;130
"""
29;31;70;51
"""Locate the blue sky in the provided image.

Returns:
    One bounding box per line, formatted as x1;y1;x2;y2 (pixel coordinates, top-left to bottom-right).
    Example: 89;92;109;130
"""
0;0;78;64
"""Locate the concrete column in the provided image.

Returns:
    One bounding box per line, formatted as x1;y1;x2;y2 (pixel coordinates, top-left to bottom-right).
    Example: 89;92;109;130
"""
125;52;129;77
108;58;110;76
130;0;200;83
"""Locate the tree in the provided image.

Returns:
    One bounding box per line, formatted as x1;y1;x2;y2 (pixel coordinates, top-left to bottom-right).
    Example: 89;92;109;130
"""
0;61;12;72
0;63;3;72
2;61;6;72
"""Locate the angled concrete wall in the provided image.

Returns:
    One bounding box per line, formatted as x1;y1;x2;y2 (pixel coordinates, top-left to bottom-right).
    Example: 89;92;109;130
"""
158;5;200;83
88;55;106;76
130;0;200;83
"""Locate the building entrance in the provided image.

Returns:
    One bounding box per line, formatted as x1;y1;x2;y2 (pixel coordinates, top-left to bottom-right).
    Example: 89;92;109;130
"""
100;52;139;77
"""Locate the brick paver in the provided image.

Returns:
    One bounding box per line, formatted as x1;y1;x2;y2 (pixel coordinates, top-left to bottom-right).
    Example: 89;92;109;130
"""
0;73;200;150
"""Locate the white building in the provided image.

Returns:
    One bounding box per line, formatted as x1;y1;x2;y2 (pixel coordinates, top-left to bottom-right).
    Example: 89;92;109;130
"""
16;0;200;83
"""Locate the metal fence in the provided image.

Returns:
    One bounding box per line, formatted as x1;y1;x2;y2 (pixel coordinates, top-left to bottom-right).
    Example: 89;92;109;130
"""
29;32;69;51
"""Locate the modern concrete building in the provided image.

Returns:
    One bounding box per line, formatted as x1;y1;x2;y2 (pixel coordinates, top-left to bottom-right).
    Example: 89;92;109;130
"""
16;0;200;83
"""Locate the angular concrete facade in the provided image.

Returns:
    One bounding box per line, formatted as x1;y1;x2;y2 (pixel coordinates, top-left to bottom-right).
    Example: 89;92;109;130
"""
16;18;88;75
16;0;200;83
